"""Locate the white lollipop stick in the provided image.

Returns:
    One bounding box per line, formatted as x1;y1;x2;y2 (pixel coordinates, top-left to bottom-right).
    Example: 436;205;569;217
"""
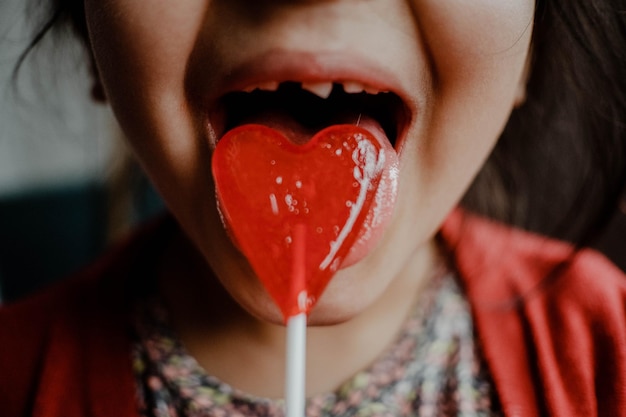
285;224;307;417
286;312;306;417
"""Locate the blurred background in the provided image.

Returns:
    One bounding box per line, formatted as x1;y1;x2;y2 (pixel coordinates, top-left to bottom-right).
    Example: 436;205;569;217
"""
0;1;163;303
0;2;624;305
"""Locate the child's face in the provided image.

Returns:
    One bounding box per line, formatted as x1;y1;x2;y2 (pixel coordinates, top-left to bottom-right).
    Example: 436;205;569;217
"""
85;0;534;323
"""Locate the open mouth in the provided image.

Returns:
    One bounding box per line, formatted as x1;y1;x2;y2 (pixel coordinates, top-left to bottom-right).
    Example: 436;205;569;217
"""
214;81;408;148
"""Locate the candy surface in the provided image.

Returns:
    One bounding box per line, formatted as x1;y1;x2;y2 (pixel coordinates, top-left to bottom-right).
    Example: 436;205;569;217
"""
212;124;386;320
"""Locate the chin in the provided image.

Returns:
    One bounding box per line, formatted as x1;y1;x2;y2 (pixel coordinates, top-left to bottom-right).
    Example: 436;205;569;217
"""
304;260;387;326
306;301;367;327
218;255;380;327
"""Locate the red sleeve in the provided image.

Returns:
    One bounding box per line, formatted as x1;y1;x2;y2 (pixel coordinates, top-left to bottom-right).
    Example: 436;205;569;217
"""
0;216;168;417
0;297;49;416
441;208;626;416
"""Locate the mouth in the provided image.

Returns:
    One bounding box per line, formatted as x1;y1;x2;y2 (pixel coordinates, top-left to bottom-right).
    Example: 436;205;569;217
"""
210;80;409;149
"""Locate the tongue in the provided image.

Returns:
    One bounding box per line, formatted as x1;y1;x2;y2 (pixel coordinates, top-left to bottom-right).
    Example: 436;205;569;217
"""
213;122;398;319
224;111;399;271
236;110;389;147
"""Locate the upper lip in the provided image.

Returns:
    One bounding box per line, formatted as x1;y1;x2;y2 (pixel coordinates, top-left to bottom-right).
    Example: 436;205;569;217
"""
201;49;415;146
209;48;413;106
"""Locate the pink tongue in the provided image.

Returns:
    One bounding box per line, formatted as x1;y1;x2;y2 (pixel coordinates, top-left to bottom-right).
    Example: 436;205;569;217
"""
239;110;388;147
212;123;389;320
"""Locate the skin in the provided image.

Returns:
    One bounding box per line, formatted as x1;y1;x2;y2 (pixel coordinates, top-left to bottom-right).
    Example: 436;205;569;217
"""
84;0;534;398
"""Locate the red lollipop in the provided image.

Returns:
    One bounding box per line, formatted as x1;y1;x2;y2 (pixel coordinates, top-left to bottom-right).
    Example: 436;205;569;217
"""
212;124;386;320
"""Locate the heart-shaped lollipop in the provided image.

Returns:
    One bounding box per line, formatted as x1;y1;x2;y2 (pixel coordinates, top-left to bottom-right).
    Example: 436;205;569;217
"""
212;124;386;320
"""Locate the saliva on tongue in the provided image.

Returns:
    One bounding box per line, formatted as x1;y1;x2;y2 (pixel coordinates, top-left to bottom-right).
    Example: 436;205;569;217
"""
211;118;387;322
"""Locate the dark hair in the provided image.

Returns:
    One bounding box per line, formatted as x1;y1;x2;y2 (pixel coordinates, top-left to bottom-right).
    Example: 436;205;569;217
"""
13;0;88;84
464;0;626;248
19;0;626;249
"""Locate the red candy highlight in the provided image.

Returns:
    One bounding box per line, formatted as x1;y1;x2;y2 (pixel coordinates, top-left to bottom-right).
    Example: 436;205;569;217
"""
212;124;385;320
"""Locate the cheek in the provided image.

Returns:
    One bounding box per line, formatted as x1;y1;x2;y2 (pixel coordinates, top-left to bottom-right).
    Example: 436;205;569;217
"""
85;0;204;111
84;0;208;141
396;1;534;234
409;0;535;160
85;0;207;83
414;0;535;84
84;0;214;210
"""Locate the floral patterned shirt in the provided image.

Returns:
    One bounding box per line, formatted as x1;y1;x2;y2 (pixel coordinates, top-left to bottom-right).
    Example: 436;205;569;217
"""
132;273;501;417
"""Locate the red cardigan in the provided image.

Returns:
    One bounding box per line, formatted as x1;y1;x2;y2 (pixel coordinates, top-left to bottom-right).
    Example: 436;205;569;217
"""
1;210;625;416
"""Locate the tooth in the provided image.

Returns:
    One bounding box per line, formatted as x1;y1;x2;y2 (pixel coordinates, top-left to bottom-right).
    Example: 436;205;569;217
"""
302;82;334;99
257;81;280;91
364;85;382;95
342;81;366;94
